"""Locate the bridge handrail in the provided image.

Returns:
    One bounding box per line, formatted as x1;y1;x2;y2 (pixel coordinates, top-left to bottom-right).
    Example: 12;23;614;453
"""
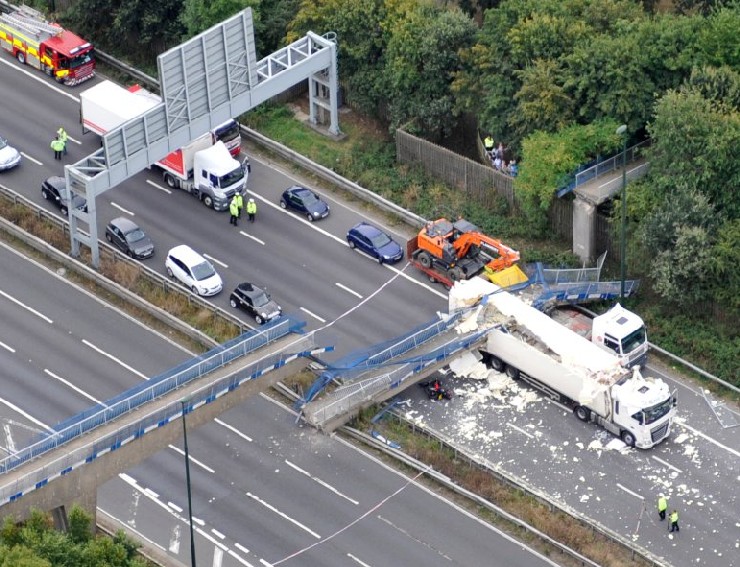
0;317;303;475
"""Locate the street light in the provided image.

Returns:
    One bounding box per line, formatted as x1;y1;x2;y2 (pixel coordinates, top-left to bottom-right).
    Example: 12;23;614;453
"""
616;124;628;300
181;398;197;567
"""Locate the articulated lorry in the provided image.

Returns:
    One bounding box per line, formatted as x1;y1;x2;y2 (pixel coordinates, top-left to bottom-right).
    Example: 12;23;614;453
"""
452;280;674;448
155;135;246;211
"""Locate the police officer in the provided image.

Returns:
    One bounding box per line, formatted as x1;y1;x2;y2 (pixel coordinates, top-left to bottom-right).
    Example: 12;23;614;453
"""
229;195;240;226
246;198;257;223
484;135;494;157
657;494;668;521
669;510;679;532
234;192;244;219
57;126;68;155
50;137;64;160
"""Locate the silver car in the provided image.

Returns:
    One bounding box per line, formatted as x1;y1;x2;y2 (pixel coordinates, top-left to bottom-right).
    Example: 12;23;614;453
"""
165;245;223;296
0;137;21;171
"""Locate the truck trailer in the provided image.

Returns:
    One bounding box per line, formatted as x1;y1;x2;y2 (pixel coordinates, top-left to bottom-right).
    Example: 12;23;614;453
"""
451;280;674;448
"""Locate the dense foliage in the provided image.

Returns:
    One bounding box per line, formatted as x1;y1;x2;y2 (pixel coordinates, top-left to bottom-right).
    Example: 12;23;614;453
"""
0;507;146;567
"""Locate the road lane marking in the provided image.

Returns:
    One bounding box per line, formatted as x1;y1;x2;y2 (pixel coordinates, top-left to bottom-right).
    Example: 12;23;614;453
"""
0;340;15;353
0;398;53;432
20;152;43;165
110;202;134;215
146;179;172;194
676;421;740;458
215;418;253;442
168;444;215;473
507;423;534;438
0;58;79;101
300;307;326;323
348;553;372;566
335;282;363;299
246;492;321;539
239;231;265;245
212;528;226;539
235;543;250;555
167;502;183;513
651;456;682;473
81;339;149;380
229;550;257;566
248;191;447;300
285;459;359;505
44;369;103;405
617;483;644;500
0;289;53;323
203;254;228;268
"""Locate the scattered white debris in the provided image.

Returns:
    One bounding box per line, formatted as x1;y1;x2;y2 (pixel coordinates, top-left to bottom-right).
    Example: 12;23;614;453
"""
673;433;690;444
448;351;482;378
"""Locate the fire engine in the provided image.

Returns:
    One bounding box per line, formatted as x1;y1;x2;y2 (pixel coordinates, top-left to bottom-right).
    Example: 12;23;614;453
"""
0;5;95;86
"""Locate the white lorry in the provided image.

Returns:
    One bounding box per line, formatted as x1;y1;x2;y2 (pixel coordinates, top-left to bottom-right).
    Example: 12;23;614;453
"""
80;81;160;136
155;135;246;211
452;280;675;448
550;304;648;368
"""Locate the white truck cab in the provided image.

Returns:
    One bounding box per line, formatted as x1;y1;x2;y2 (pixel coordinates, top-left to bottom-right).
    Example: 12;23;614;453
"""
591;304;648;368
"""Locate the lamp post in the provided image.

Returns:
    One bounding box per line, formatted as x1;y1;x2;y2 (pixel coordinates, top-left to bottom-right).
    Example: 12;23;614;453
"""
616;124;628;300
181;398;197;567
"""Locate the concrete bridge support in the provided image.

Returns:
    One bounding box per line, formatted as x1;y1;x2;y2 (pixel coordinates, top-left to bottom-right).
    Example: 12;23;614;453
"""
572;196;596;264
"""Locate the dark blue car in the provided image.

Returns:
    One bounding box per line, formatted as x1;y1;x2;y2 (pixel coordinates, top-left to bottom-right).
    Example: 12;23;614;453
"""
347;222;404;264
279;185;330;221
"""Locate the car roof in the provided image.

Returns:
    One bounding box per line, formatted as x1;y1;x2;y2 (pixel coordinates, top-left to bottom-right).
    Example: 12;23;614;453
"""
236;282;265;296
108;216;140;233
352;222;384;238
287;185;312;196
45;176;67;189
168;245;207;266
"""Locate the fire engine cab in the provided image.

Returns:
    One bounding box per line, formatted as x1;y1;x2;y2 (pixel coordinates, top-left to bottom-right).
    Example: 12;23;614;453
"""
0;6;95;86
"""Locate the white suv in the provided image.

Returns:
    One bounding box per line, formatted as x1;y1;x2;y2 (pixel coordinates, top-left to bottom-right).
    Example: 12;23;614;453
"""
165;245;223;297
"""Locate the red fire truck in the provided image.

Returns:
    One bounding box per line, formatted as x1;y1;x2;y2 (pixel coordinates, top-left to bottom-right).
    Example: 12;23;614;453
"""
0;6;95;86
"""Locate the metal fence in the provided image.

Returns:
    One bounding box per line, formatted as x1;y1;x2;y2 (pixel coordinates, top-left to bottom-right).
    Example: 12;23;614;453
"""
0;330;323;506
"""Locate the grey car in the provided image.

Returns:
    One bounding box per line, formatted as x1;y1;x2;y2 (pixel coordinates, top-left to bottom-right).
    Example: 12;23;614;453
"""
0;136;22;171
105;217;154;259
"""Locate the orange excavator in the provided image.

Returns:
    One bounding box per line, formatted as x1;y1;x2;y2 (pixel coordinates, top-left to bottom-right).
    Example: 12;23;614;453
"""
408;218;523;285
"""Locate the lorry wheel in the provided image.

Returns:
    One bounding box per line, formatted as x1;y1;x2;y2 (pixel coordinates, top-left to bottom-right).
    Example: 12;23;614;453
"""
164;174;177;189
574;406;590;422
16;51;26;65
203;195;214;209
448;267;464;281
489;356;504;372
504;365;520;380
621;430;636;447
418;252;432;268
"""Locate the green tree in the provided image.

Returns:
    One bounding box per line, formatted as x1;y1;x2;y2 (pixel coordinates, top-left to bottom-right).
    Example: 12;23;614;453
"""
181;0;260;39
696;4;740;68
383;4;476;138
512;58;574;136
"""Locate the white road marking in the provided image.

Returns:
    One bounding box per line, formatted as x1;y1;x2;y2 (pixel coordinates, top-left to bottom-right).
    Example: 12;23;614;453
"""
676;421;740;458
617;483;644;500
146;179;172;194
215;418;253;442
144;488;159;499
3;424;15;453
212;528;226;539
507;423;534;438
228;549;257;567
239;231;265;245
0;398;53;432
168;444;215;473
192;516;206;527
335;282;363;299
285;459;359;505
213;546;224;567
248;191;447;299
81;339;148;380
0;289;53;323
44;369;102;405
0;58;79;101
235;543;250;555
97;508;167;552
203;254;228;268
0;340;15;353
20;152;42;165
110;202;134;216
168;502;183;513
246;492;321;539
651;455;682;473
299;307;326;323
348;553;373;566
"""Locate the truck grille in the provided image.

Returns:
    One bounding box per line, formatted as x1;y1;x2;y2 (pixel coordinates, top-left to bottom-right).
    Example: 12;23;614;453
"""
651;422;669;443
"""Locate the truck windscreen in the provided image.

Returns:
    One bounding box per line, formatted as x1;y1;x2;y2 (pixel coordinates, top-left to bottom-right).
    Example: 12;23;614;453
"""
621;327;647;355
218;167;243;188
69;50;94;69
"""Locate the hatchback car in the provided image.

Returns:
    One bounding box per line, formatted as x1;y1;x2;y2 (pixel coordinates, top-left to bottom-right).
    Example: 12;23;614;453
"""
279;185;330;221
105;217;154;259
0;136;21;171
41;176;87;215
347;222;404;264
229;283;282;324
165;245;223;297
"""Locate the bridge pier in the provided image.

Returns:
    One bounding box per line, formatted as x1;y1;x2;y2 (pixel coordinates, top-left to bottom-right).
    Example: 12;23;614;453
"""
572;196;596;263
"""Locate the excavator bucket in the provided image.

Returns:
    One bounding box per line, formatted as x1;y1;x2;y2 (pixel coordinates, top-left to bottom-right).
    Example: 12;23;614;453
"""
485;265;529;288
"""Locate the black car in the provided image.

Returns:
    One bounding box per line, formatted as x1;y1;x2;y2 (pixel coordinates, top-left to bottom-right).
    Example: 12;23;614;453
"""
41;176;87;215
229;283;282;324
279;185;330;221
105;217;154;259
